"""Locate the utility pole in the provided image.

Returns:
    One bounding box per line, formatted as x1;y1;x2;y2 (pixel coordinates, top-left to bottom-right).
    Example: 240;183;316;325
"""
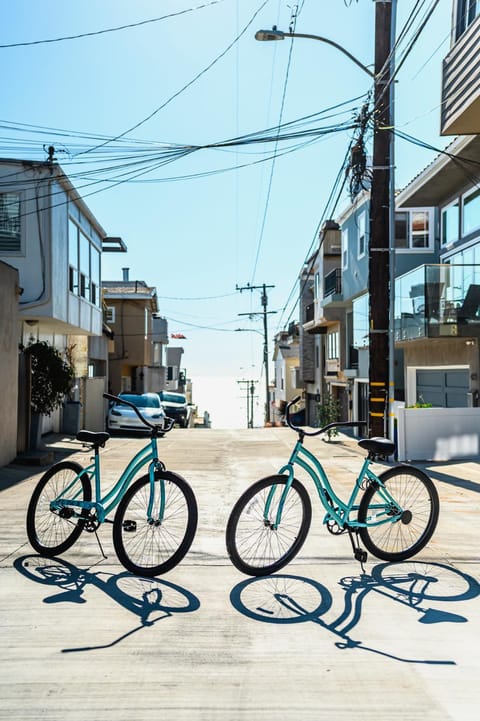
237;379;258;428
368;0;395;438
237;283;275;425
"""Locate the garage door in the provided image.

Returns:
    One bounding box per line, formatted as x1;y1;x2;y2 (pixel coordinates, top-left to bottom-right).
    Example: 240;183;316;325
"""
416;369;469;407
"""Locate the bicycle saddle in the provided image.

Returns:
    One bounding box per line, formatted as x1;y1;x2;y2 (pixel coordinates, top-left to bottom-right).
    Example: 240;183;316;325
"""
76;430;110;447
358;437;395;457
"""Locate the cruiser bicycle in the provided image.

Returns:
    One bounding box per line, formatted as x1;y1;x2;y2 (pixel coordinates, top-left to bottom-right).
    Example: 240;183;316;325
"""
226;396;439;576
26;393;198;577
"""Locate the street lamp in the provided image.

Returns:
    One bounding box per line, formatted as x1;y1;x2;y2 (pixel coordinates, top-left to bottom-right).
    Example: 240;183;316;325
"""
255;26;374;78
255;8;396;438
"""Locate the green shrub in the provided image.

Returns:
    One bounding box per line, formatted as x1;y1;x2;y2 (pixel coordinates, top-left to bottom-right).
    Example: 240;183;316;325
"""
27;341;75;416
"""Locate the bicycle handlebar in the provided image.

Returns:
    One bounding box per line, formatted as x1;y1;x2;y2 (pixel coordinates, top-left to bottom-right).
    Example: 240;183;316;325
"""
103;392;175;434
285;395;366;437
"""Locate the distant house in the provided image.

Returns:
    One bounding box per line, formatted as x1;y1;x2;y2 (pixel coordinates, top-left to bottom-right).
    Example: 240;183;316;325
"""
271;323;301;425
102;268;169;394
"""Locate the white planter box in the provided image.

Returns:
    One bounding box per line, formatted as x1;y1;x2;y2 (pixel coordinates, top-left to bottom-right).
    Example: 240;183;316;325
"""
396;407;480;461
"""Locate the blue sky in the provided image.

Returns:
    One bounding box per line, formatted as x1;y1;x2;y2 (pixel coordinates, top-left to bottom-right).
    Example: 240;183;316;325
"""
2;0;453;425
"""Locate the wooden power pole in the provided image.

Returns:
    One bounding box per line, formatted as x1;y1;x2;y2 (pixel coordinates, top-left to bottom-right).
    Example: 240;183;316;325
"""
368;0;395;437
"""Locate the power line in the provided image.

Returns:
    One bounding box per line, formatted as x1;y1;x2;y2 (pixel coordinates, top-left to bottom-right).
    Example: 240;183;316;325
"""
0;2;223;49
76;0;271;156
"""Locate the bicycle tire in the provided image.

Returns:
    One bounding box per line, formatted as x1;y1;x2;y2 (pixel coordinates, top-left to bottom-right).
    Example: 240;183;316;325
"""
358;465;439;561
112;470;198;577
226;475;312;577
26;461;91;556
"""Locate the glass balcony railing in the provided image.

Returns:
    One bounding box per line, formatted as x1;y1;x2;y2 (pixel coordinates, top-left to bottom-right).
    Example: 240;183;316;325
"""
394;264;480;341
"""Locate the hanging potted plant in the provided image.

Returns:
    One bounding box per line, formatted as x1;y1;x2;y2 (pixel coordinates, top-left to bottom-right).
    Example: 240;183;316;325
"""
26;341;75;449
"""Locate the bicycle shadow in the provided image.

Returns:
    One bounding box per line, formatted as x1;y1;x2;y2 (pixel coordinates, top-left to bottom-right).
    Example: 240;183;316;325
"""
229;561;480;665
14;554;200;653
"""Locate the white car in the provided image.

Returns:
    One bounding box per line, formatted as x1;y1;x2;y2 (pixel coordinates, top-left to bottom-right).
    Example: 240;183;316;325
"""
107;393;166;434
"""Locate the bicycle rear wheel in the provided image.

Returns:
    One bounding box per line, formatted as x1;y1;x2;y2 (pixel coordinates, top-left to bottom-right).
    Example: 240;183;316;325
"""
26;461;91;556
113;471;198;577
226;475;312;577
358;465;439;561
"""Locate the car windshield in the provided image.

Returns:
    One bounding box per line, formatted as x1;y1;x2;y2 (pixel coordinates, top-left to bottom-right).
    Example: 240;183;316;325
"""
119;394;160;409
159;393;186;404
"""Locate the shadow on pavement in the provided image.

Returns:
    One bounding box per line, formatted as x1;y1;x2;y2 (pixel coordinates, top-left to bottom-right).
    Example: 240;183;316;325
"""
15;554;201;652
230;561;480;665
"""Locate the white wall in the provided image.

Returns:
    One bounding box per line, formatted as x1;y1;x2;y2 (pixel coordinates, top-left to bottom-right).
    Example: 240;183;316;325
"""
397;406;480;461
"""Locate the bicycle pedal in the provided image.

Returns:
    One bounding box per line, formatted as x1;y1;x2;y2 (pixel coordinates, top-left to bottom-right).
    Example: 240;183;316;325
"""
354;548;367;564
123;520;137;532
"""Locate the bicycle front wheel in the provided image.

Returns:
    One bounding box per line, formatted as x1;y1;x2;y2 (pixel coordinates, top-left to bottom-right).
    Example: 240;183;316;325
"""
113;471;198;577
358;465;439;562
226;475;312;577
26;461;91;556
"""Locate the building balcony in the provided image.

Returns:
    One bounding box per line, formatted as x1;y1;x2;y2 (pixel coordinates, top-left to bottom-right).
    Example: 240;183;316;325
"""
441;15;480;135
395;264;480;342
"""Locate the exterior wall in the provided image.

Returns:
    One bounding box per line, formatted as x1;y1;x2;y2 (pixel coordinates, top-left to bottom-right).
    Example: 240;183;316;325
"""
0;262;19;465
441;10;480;135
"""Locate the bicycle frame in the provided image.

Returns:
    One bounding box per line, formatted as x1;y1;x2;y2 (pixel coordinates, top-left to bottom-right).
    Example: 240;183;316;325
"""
270;439;404;530
52;435;166;523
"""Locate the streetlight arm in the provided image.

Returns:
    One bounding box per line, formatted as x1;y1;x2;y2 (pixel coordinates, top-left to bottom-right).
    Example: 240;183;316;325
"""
255;28;374;78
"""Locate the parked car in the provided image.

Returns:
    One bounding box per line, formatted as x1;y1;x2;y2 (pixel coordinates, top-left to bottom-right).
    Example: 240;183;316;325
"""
158;391;189;428
107;392;166;434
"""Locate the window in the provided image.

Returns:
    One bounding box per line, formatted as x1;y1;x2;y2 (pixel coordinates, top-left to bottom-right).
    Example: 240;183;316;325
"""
68;215;102;305
353;293;369;348
79;231;89;299
327;330;339;360
441;200;460;246
463;187;480;236
395;212;408;248
0;192;21;253
357;211;366;258
456;0;480;40
411;211;430;248
105;306;115;324
68;219;78;292
90;247;100;305
342;228;349;269
395;208;433;250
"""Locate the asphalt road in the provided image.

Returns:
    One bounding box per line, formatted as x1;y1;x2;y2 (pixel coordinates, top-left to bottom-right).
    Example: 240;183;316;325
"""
1;427;479;721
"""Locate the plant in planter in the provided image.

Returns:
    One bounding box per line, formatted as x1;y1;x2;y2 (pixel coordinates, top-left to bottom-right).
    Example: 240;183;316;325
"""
317;392;341;441
26;341;75;448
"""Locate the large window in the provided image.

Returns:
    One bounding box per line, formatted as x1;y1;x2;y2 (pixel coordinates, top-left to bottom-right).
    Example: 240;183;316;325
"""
0;192;21;253
441;200;460;246
353;293;369;348
395;208;433;250
463;187;480;236
68;215;101;306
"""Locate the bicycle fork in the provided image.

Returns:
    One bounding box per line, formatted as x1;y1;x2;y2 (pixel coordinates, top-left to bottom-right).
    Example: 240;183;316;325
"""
146;460;167;525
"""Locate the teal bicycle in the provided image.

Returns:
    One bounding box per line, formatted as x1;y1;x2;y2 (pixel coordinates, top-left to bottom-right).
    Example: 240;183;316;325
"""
26;393;198;577
226;397;439;576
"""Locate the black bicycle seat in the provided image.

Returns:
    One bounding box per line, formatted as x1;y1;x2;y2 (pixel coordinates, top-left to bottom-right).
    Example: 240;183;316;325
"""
358;437;395;457
76;430;110;447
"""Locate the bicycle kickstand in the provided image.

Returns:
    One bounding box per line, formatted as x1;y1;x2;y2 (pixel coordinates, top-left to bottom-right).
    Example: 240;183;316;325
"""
93;527;108;561
347;528;367;573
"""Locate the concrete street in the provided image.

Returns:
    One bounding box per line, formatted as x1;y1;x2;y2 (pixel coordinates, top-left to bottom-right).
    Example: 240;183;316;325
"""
1;427;479;721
